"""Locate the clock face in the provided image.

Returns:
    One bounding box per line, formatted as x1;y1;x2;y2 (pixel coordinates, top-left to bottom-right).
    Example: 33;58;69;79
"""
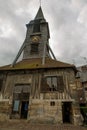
31;36;40;43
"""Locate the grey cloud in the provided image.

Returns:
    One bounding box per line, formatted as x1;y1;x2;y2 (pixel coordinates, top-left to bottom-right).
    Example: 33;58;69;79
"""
45;0;87;66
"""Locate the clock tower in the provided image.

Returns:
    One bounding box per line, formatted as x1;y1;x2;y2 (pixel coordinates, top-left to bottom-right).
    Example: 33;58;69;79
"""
23;6;50;59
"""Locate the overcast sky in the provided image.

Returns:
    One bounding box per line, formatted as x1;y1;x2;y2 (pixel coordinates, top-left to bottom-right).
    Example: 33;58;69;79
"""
0;0;87;66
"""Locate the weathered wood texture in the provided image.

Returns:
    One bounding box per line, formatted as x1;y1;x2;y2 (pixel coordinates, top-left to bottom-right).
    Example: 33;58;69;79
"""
0;68;82;125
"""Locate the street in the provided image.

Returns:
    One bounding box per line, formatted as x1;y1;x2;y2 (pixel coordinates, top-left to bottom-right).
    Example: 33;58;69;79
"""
0;120;87;130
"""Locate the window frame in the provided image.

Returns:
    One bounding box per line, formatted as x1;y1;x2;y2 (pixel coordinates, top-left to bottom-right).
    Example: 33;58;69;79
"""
50;101;55;106
13;100;20;112
41;75;64;92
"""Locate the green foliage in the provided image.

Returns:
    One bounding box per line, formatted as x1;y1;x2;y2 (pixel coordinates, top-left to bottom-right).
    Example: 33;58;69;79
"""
80;107;87;114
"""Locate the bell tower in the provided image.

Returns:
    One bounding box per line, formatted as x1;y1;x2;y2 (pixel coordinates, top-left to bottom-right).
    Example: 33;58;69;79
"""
23;7;50;59
12;6;56;66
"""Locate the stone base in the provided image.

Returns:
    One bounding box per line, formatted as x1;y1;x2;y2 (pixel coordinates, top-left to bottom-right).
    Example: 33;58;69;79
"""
73;114;83;126
0;113;9;121
28;116;55;124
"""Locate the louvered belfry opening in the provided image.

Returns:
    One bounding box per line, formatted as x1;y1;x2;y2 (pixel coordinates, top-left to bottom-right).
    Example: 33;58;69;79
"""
30;43;39;54
33;19;41;33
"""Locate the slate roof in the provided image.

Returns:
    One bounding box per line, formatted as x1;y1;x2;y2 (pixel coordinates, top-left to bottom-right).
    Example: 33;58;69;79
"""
35;6;45;20
0;58;76;71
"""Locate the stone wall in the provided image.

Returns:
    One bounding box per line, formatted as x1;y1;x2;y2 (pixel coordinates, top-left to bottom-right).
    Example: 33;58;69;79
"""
29;99;62;124
0;100;10;121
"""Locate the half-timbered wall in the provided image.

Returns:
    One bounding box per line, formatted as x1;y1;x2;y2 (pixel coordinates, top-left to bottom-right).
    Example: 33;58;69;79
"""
0;68;82;124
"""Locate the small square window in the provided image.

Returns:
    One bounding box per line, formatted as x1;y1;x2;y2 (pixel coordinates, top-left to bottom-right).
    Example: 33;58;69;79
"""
50;101;55;106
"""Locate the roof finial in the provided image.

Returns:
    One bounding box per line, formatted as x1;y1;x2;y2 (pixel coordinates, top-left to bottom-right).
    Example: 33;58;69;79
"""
40;0;41;6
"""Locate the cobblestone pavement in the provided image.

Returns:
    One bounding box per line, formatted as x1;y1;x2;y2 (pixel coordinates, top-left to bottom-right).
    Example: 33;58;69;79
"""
0;120;87;130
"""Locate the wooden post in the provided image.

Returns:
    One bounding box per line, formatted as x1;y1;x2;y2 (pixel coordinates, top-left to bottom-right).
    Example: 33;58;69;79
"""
42;42;46;65
47;43;57;60
11;41;26;67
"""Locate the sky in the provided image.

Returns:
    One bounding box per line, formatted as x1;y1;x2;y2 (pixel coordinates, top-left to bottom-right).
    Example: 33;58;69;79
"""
0;0;87;66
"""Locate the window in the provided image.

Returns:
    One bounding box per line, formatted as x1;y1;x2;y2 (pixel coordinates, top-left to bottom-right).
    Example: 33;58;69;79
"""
50;101;55;106
46;76;57;91
13;100;19;112
30;44;39;54
41;76;64;92
33;19;40;33
13;84;30;99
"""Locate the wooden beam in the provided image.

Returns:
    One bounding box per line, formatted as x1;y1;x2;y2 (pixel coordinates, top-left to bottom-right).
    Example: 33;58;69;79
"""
11;41;26;67
47;43;57;60
42;42;46;65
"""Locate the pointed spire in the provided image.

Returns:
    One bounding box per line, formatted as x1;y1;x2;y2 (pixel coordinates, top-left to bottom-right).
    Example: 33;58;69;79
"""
35;6;45;20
